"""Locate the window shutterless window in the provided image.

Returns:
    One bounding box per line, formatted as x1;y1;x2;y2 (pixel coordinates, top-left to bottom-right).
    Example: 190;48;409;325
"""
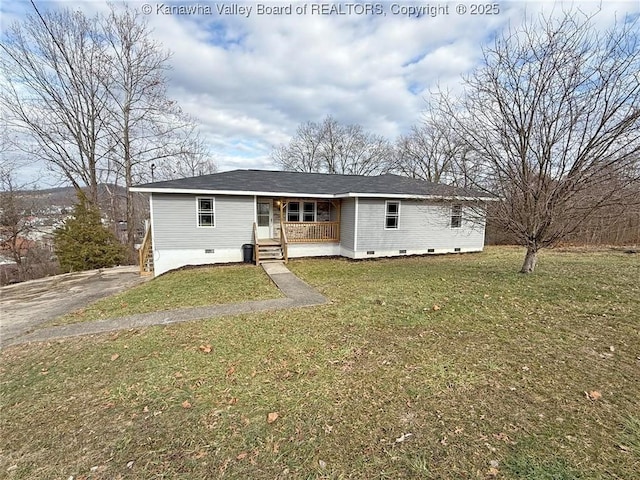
197;197;215;227
385;201;400;229
451;204;462;228
287;201;300;222
303;202;315;222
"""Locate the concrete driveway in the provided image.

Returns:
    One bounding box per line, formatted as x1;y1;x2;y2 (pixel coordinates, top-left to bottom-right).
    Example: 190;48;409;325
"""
1;262;327;349
0;266;147;347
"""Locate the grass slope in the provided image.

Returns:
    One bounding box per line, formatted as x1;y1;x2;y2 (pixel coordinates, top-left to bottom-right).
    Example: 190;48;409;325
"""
1;247;638;479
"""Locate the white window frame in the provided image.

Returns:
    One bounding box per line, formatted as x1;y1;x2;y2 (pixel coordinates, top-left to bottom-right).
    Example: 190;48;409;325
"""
385;200;400;230
286;201;324;222
302;201;316;222
196;197;215;228
287;201;300;222
451;204;462;228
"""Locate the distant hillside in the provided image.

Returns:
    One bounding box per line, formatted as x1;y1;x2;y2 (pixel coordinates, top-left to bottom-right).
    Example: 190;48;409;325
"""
9;184;143;227
17;184;128;205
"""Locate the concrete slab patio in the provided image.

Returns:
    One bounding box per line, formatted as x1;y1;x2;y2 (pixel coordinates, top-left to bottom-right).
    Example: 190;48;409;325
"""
1;262;327;349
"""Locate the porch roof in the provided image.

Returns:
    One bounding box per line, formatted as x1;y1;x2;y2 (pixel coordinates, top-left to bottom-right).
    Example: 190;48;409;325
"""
131;169;495;201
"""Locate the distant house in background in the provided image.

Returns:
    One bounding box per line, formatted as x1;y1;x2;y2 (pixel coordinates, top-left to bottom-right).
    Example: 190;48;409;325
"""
130;170;494;276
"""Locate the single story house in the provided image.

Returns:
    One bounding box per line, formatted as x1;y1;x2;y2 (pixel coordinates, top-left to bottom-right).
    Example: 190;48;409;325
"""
130;169;494;276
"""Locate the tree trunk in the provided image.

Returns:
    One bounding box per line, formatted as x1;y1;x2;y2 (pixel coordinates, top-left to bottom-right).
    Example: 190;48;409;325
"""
520;245;538;273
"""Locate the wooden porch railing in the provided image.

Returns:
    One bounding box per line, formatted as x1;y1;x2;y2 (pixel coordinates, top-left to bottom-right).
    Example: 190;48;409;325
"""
252;222;260;264
283;221;340;243
139;222;153;275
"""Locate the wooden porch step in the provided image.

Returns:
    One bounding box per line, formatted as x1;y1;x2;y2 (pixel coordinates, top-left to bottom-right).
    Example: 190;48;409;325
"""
259;252;283;260
257;243;284;263
258;239;281;246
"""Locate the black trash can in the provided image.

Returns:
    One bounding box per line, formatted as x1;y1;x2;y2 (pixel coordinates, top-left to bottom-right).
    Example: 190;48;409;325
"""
242;244;254;263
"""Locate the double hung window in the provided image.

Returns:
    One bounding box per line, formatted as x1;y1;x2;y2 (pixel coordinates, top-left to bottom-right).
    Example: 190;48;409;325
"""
197;197;215;227
385;201;400;229
451;205;462;228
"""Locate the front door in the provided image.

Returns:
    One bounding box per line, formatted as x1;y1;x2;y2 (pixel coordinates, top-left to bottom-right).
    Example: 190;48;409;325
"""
256;200;272;239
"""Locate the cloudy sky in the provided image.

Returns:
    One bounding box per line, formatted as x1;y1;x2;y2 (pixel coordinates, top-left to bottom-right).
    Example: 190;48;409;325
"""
2;0;639;186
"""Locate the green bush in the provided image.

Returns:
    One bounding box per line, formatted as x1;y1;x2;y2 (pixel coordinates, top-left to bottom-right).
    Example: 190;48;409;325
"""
53;193;125;272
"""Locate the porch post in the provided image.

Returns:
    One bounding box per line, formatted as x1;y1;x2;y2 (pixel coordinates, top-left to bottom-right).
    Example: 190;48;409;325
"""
334;199;341;240
280;198;285;234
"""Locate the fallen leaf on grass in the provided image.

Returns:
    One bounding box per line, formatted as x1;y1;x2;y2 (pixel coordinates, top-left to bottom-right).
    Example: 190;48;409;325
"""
267;412;279;423
199;344;212;354
226;366;236;378
395;432;413;443
110;353;120;361
432;304;441;311
181;400;192;409
236;452;248;460
586;390;602;401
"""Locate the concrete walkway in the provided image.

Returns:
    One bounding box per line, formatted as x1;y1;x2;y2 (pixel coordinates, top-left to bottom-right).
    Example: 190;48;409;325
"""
1;262;327;349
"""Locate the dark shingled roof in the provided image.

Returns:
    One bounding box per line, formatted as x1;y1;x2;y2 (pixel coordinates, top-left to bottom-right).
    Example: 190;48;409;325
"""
132;169;491;199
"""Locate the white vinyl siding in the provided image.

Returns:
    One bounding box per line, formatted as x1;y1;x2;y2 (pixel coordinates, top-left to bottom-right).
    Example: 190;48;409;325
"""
340;198;356;250
152;194;253;249
356;199;485;252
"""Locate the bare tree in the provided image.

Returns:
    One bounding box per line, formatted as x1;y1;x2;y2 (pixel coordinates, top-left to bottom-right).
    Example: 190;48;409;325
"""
1;3;212;261
441;9;640;272
393;107;467;185
272;121;323;173
100;4;212;258
273;115;393;175
0;162;38;281
0;7;111;205
154;133;217;180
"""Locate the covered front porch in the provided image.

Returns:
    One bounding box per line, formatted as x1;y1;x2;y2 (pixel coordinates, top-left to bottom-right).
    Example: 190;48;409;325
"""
253;197;341;263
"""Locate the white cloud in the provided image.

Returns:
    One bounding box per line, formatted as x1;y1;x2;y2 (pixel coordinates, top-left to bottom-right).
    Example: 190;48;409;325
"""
3;0;638;185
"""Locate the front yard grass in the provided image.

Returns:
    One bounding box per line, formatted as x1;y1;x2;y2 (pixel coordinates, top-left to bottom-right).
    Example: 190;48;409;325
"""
43;263;283;327
1;247;639;479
